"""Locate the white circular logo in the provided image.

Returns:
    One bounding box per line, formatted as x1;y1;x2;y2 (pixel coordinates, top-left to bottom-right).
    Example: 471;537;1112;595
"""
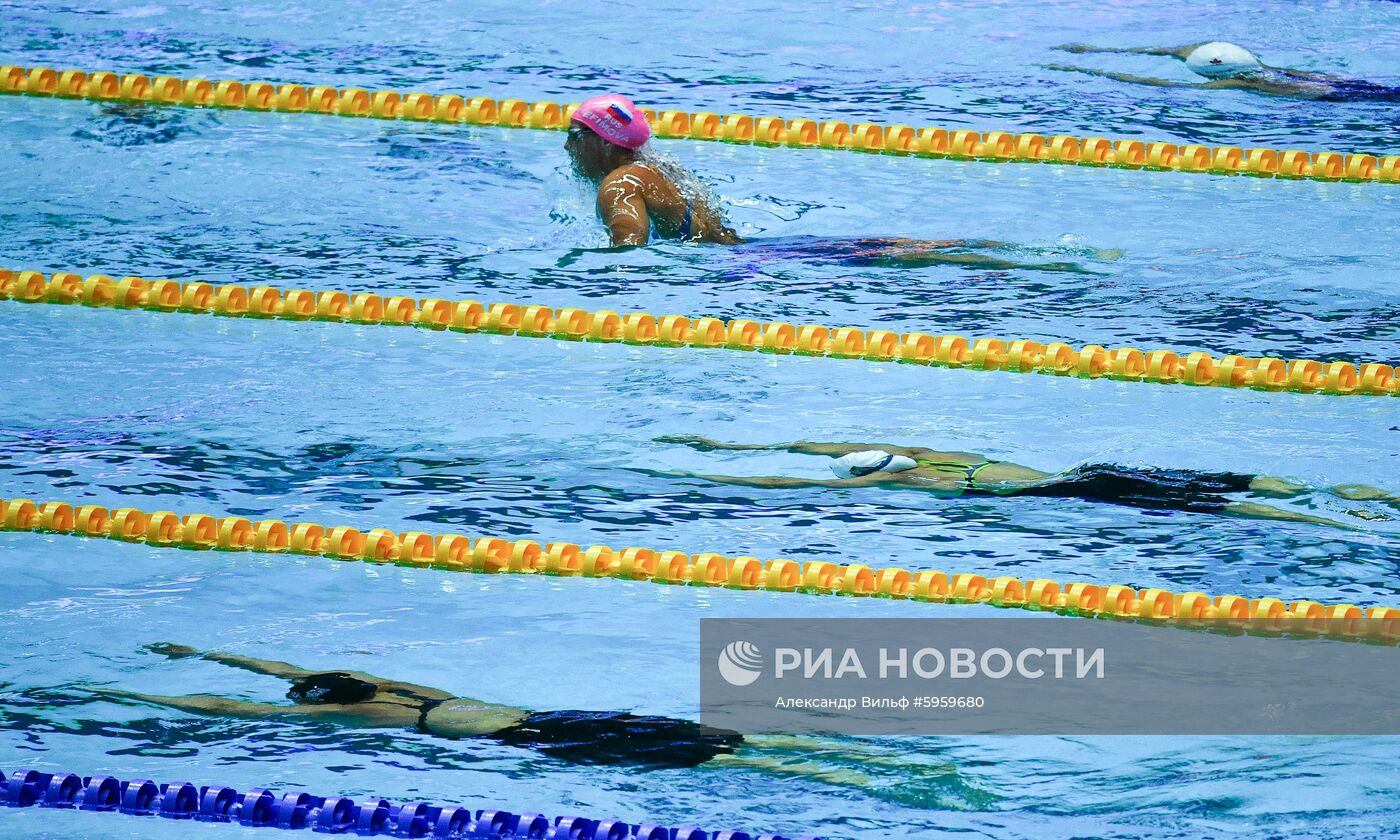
717;640;763;687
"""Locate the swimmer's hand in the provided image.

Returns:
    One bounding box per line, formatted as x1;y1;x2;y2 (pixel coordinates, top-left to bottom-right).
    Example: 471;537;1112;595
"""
144;642;200;659
1042;63;1094;75
1052;43;1096;54
654;434;724;451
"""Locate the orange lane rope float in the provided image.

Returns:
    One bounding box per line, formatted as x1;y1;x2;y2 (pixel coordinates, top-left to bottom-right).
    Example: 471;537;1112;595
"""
2;496;1396;643
2;269;1393;397
2;64;1398;184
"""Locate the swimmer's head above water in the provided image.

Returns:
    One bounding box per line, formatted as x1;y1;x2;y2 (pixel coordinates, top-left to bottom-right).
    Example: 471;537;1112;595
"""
1184;41;1263;79
565;93;650;181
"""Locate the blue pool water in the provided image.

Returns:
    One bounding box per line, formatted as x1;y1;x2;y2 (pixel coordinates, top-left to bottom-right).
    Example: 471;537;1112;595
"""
2;1;1399;837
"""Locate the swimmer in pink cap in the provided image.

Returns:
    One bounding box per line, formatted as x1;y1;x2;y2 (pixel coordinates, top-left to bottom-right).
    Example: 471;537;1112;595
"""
566;93;740;247
566;94;1115;271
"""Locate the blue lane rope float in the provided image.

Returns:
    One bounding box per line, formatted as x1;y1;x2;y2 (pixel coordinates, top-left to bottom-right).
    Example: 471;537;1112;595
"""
3;269;1394;398
0;768;819;839
2;64;1398;184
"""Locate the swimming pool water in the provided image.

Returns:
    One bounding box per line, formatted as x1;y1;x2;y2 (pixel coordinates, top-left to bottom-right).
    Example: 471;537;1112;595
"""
2;1;1399;837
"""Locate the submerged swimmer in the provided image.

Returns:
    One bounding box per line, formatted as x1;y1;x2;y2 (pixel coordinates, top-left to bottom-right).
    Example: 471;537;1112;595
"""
97;644;989;802
568;92;1115;272
1048;41;1400;101
723;236;1118;275
101;643;737;768
651;435;1400;528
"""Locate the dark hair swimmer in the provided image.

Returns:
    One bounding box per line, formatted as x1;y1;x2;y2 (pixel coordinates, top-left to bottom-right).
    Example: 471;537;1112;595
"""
99;644;972;797
566;92;1118;273
100;644;738;769
1047;41;1400;101
649;435;1400;529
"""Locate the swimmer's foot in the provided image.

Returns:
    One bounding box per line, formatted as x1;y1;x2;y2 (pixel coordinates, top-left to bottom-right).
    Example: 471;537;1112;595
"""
624;467;694;480
1052;43;1097;54
1346;509;1393;522
1330;483;1400;511
707;753;873;789
654;434;723;451
1041;63;1095;75
1094;248;1124;261
1035;261;1100;274
1224;501;1360;530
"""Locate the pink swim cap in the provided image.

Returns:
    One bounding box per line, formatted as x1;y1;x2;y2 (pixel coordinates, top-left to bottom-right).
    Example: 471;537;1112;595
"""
571;94;651;149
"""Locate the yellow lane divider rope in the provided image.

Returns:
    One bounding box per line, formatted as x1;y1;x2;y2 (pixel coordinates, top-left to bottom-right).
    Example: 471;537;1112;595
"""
3;496;1396;643
3;64;1398;185
4;268;1395;397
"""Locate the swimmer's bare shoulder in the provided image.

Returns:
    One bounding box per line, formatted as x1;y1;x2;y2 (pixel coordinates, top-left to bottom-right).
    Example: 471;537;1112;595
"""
597;164;653;246
601;162;665;192
603;162;682;209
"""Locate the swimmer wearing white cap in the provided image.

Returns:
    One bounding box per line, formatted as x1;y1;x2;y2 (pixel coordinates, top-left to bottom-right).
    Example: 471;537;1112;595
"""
1046;42;1400;101
649;435;1400;528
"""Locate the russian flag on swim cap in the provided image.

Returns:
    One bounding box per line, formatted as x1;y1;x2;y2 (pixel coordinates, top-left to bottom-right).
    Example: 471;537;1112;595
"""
572;94;651;149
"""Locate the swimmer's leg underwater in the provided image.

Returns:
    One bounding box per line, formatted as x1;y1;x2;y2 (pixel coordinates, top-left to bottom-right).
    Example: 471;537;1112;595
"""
833;238;1109;274
711;735;1000;808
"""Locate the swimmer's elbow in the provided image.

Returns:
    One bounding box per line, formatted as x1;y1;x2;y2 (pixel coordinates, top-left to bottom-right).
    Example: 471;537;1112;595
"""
602;196;649;246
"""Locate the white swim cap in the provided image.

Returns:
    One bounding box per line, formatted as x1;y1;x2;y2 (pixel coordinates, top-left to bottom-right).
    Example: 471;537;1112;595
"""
1185;42;1261;79
830;450;918;479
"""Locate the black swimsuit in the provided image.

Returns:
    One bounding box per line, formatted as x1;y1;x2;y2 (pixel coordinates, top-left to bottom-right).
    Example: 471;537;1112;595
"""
415;700;741;768
1002;464;1255;515
484;709;742;768
1317;79;1400;102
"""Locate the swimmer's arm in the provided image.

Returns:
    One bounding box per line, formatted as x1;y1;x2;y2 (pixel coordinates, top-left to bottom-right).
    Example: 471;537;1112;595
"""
96;688;290;719
1044;65;1201;87
654;436;922;458
690;473;890;489
777;442;929;458
598;171;649;247
371;679;456;702
144;644;319;680
1053;43;1203;60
